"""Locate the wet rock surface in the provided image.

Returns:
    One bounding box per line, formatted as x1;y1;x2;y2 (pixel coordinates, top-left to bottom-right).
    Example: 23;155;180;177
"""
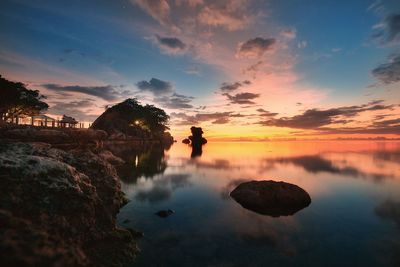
230;180;311;217
0;142;138;267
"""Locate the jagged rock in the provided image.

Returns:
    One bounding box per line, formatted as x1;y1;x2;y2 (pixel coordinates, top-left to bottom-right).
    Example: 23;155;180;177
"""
230;180;311;217
126;228;144;239
0;142;138;267
98;150;125;166
68;129;108;145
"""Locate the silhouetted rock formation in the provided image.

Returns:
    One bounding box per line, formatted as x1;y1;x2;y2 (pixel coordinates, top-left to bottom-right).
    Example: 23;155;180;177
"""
230;180;311;217
188;126;207;146
182;126;207;158
0;142;138;267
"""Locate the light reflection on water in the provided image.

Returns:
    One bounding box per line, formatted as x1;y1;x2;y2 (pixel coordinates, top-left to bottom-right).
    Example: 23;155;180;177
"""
117;141;400;267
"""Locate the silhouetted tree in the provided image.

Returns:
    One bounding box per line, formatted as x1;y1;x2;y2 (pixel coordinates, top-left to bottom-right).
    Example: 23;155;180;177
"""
141;104;170;134
91;98;170;138
0;75;48;122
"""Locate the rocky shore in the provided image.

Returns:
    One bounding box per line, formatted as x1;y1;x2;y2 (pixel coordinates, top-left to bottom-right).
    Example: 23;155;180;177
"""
0;141;139;267
0;124;173;147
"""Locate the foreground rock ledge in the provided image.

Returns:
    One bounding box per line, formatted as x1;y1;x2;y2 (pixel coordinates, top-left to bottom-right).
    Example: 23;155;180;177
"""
0;142;137;267
230;180;311;217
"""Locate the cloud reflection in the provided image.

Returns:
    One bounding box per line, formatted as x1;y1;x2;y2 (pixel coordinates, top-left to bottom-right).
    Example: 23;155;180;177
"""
135;173;192;203
266;155;394;181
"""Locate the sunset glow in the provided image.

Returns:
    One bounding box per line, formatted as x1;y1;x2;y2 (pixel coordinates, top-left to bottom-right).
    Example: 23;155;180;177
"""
0;0;399;140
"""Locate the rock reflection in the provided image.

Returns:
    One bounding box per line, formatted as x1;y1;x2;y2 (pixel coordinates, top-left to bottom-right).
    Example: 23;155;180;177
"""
240;231;278;247
375;199;400;228
375;199;400;265
191;144;203;158
106;143;168;183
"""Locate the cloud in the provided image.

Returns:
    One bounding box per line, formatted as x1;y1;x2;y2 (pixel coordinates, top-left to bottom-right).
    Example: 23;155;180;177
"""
269;155;390;181
316;124;400;135
219;80;251;92
280;29;296;39
197;2;252;31
368;0;386;15
297;41;307;49
223;92;260;105
48;100;99;121
236;37;276;58
371;13;400;45
136;78;173;95
137;77;195;109
175;0;204;7
185;65;202;75
155;93;194;109
171;111;233;125
212;117;230;124
372;54;400;84
258;101;394;129
133;0;171;26
373;117;400;127
42;84;126;101
386;14;400;42
135;173;191;203
244;60;264;77
256;108;278;117
155;35;187;54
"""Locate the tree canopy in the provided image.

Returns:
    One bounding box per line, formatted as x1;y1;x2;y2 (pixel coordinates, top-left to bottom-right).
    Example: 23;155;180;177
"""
91;98;170;137
0;75;48;121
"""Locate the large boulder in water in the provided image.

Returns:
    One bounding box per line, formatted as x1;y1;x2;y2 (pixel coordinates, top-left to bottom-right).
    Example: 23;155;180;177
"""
230;180;311;217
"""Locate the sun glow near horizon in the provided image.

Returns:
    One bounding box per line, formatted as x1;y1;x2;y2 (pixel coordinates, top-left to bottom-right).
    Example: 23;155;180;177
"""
0;0;399;139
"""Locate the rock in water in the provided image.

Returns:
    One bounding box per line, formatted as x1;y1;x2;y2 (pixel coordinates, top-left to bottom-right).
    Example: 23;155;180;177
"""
155;209;175;218
230;180;311;217
188;126;207;145
182;138;190;144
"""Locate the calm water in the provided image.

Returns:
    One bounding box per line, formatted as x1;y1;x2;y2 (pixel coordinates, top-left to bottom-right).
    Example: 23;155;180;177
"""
116;141;400;267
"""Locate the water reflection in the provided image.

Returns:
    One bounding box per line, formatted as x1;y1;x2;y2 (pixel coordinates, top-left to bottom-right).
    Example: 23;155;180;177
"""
375;199;400;228
190;144;203;158
117;141;400;267
106;143;169;183
375;199;400;266
267;155;393;181
135;174;191;203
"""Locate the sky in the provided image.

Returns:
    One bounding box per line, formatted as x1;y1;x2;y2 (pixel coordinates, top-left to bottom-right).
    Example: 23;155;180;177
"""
0;0;399;140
